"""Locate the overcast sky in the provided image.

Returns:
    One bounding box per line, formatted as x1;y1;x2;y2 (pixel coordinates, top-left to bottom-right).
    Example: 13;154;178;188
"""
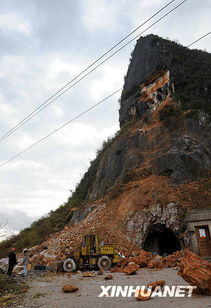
0;0;210;236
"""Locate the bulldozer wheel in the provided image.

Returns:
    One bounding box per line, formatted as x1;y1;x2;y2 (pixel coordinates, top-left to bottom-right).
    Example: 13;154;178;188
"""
97;256;111;271
63;258;77;272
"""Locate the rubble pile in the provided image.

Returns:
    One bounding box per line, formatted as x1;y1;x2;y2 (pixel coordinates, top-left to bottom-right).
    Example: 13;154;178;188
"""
111;250;184;273
27;199;142;269
178;250;211;295
160;251;183;268
122;263;139;275
129;250;154;267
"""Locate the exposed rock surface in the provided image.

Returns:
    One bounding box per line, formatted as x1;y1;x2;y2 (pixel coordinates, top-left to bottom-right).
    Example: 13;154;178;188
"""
76;35;211;201
120;34;211;125
126;203;186;245
86;103;211;200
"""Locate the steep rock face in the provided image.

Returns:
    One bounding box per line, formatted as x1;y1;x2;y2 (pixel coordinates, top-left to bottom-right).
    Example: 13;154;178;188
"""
88;108;211;200
120;34;211;126
85;35;211;200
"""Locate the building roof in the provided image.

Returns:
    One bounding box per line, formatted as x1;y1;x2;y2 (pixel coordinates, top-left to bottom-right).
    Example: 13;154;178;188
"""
185;209;211;222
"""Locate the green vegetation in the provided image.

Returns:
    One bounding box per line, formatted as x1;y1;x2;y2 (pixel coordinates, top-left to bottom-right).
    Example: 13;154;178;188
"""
0;202;74;257
0;164;97;257
0;123;135;258
162;37;211;115
121;84;140;102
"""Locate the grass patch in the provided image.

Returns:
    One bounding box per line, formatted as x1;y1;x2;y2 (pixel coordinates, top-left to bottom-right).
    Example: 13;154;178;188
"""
0;274;29;306
33;292;45;298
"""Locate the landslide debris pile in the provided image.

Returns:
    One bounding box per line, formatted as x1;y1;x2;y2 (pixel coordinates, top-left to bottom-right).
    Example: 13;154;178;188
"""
110;250;183;274
112;250;211;295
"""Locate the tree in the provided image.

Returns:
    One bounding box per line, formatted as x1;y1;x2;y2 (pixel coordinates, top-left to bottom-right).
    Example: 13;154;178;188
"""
0;220;13;240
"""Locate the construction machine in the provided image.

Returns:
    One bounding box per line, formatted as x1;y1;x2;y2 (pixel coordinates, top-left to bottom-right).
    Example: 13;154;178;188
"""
63;234;120;272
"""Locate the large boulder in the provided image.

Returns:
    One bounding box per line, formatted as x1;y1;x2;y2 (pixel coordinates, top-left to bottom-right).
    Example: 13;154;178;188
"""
177;250;211;295
123;263;139;275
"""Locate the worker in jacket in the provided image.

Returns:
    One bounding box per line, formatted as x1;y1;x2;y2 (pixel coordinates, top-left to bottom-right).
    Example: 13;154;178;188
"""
7;247;17;276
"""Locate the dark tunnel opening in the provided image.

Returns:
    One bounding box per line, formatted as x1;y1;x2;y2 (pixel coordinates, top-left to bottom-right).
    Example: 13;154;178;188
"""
143;224;181;256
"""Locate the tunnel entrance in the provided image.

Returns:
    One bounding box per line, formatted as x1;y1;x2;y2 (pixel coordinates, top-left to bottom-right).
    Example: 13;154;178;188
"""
143;224;181;256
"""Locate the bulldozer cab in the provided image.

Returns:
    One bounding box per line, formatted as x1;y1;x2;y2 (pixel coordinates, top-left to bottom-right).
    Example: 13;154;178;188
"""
81;235;100;255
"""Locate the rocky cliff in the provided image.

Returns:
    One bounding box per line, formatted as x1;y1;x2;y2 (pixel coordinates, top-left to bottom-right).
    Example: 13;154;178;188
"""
81;35;211;201
120;34;211;125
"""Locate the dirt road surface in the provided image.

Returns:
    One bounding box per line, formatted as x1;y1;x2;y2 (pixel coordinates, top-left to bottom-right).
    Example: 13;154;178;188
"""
17;268;210;308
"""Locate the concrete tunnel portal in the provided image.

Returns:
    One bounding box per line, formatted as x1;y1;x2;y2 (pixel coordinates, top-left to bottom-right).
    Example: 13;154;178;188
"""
143;224;181;256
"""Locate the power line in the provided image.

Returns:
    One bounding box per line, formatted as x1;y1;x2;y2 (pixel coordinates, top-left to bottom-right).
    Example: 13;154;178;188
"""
0;89;122;168
0;30;210;169
0;0;183;143
187;31;211;47
2;17;210;171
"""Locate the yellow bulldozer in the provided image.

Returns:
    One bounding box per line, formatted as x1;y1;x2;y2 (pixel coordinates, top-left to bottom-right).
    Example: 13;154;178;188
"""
63;234;120;272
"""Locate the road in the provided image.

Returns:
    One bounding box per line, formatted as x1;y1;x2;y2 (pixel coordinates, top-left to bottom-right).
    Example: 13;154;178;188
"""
17;268;210;308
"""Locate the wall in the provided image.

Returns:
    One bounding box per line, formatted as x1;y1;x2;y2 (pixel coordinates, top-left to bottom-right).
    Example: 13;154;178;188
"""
185;209;211;254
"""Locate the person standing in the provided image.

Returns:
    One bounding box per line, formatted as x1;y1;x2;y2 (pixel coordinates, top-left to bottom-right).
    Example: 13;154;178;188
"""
22;249;29;276
7;247;17;276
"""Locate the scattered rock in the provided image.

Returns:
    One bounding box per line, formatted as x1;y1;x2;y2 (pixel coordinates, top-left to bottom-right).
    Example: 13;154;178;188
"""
123;263;139;275
129;250;154;267
82;271;96;278
135;289;151;301
178;251;211;295
147;280;166;291
104;274;113;280
62;285;79;293
97;269;103;275
110;267;122;273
